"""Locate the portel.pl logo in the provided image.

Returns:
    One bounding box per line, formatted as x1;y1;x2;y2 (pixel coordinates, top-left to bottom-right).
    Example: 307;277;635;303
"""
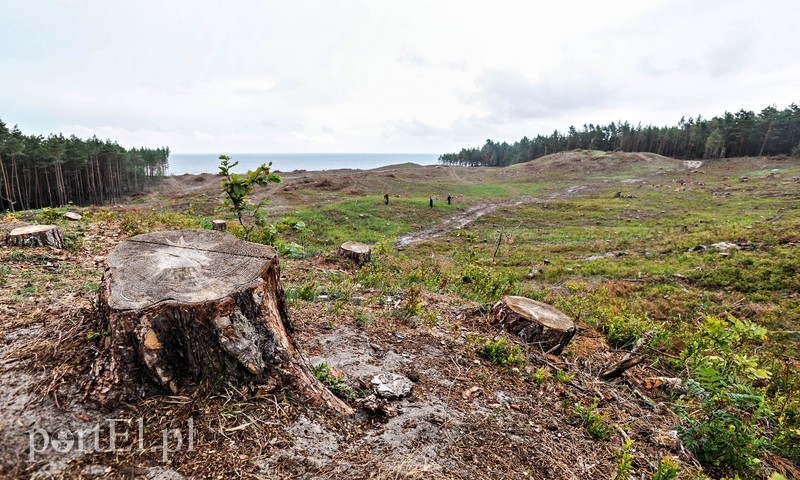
28;418;194;462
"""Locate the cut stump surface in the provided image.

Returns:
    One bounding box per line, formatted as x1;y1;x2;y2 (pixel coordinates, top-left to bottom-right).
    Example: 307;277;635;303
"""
211;219;227;231
7;225;64;249
87;229;352;415
338;241;371;264
491;295;576;355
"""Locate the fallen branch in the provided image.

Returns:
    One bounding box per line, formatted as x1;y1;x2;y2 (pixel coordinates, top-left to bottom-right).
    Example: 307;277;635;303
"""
600;330;655;380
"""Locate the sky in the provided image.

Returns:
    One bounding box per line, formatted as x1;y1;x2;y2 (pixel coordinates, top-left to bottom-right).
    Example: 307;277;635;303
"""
2;0;798;154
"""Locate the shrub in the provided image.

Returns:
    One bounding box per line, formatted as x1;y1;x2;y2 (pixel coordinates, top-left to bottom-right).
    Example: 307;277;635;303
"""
614;438;633;480
677;315;772;476
480;337;523;366
218;155;281;240
650;456;679;480
312;363;356;399
572;399;614;440
530;367;552;384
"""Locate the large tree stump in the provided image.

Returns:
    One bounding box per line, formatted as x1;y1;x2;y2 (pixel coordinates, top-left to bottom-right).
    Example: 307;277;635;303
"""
211;219;227;231
6;225;64;249
491;296;576;355
85;229;352;415
338;241;371;264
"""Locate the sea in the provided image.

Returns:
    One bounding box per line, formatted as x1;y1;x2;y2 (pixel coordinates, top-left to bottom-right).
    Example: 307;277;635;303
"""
168;153;440;175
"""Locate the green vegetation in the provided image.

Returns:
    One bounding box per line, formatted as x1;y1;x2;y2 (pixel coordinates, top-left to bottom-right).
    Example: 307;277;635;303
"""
440;102;800;166
651;456;680;480
0;118;168;212
312;363;357;399
273;152;799;477
4;148;798;478
529;367;551;384
218;155;281;240
571;399;614;440
614;438;634;480
479;337;523;366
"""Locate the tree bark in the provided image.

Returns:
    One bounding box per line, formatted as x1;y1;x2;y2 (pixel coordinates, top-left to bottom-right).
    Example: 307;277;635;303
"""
6;225;64;249
491;296;576;355
211;219;227;231
85;229;352;415
338;241;371;264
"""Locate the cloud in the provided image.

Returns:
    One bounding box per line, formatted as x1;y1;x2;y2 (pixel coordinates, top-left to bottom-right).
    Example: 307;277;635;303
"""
388;119;445;138
703;38;754;77
469;69;616;122
3;0;799;154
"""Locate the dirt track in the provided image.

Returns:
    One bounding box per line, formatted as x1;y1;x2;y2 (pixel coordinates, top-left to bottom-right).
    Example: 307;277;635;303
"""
395;185;587;247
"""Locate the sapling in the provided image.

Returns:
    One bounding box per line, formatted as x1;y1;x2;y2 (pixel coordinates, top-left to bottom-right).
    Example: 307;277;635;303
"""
218;155;281;240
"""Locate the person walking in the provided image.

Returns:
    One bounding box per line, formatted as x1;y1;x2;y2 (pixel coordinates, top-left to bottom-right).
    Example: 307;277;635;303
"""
447;193;452;205
429;196;434;208
384;193;389;205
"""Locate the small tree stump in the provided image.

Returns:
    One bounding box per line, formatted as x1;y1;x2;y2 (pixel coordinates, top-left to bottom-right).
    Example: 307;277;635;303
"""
85;229;352;415
491;296;576;355
211;219;227;231
338;241;371;264
64;212;82;221
6;225;64;249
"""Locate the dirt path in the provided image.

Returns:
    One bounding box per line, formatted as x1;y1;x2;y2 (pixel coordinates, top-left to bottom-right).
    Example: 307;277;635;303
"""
395;185;587;247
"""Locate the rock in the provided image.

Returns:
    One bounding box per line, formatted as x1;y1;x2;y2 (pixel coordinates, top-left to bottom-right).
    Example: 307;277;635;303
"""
370;373;414;399
710;242;739;250
494;391;512;407
584;251;626;261
64;212;82;221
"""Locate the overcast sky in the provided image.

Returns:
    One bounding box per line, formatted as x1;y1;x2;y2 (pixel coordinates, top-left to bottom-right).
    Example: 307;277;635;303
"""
2;0;798;154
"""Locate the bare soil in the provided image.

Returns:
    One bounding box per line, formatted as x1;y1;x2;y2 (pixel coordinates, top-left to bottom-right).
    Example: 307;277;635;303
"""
0;155;713;479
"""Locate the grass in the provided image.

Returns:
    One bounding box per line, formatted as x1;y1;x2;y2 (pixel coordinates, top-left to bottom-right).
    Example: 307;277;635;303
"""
276;197;461;250
3;152;799;479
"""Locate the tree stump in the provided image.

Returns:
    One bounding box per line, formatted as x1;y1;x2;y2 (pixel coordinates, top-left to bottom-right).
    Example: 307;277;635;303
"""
338;241;371;264
211;219;227;231
85;229;352;415
491;296;576;355
6;225;64;249
64;212;82;221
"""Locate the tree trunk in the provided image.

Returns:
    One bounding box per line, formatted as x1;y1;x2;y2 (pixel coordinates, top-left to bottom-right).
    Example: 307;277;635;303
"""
6;225;64;249
211;219;227;231
491;296;576;355
338;241;371;264
85;229;353;415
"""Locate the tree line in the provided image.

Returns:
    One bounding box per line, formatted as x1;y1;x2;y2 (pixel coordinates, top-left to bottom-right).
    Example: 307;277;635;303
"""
439;103;800;167
0;118;169;212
